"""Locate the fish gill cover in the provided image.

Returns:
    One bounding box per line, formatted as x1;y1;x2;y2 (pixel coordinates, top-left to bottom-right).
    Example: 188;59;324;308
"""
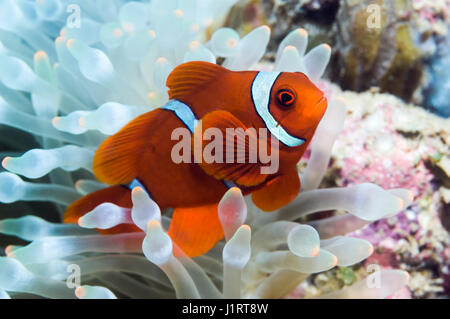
0;0;430;299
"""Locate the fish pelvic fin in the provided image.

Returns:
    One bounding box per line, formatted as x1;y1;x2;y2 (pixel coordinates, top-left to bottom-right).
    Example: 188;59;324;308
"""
251;167;300;211
169;203;223;257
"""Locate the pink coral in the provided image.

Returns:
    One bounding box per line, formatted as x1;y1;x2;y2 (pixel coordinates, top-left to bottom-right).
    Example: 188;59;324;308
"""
299;79;449;298
337;101;433;197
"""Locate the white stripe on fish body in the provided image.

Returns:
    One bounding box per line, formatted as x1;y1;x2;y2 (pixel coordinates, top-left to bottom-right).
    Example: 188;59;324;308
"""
251;72;306;147
127;100;192;193
163;99;198;133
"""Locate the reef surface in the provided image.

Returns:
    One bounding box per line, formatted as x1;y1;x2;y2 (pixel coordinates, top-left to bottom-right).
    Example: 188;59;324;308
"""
296;80;450;298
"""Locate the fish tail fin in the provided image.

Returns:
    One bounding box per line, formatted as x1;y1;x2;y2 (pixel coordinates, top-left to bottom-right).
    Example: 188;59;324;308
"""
64;185;141;234
169;203;223;257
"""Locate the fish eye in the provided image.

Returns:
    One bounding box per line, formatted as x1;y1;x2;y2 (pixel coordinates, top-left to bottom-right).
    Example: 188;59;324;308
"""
276;89;295;107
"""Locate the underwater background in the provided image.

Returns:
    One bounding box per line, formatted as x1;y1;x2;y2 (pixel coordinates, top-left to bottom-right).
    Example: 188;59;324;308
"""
0;0;448;299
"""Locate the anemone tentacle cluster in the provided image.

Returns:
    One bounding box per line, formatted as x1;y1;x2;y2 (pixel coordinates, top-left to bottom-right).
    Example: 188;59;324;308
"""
0;0;410;299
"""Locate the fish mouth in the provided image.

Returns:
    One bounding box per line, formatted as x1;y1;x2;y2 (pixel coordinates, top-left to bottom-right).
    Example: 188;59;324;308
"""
316;95;326;105
315;95;328;118
315;94;327;111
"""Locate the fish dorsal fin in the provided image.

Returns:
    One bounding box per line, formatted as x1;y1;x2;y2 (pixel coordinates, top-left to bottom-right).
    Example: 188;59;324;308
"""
167;61;228;100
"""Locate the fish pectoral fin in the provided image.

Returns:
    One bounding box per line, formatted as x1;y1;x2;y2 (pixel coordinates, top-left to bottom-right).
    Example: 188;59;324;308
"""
168;203;223;257
251;168;300;212
193;110;270;187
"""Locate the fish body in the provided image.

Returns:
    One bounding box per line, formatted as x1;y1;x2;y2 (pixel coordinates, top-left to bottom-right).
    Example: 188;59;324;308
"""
65;61;327;256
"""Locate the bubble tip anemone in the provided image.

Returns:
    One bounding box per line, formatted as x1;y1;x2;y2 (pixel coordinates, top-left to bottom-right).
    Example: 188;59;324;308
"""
77;216;88;228
143;220;173;266
65;38;75;50
332;255;338;267
74;286;86;298
131;186;145;196
311;246;320;257
51;116;60;126
76;285;117;299
298;28;308;36
33;50;47;61
78;117;85;127
1;157;10;169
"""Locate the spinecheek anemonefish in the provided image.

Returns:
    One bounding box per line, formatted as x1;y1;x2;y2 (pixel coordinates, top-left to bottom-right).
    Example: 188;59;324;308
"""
64;61;327;257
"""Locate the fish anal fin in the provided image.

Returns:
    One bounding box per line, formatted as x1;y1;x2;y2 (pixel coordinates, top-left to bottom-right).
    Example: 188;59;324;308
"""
168;203;223;257
251;169;300;212
167;61;228;100
194;110;269;187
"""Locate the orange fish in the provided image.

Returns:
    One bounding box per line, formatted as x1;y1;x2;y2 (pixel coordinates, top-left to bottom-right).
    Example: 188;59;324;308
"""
64;61;327;257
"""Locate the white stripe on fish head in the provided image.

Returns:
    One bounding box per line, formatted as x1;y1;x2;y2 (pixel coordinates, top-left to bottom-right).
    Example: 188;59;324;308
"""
251;72;306;147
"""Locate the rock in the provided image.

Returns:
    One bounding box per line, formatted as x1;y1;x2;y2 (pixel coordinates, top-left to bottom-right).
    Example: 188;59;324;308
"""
241;0;450;116
312;80;450;298
440;187;450;204
257;0;339;55
437;157;450;186
425;41;450;117
329;0;425;102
